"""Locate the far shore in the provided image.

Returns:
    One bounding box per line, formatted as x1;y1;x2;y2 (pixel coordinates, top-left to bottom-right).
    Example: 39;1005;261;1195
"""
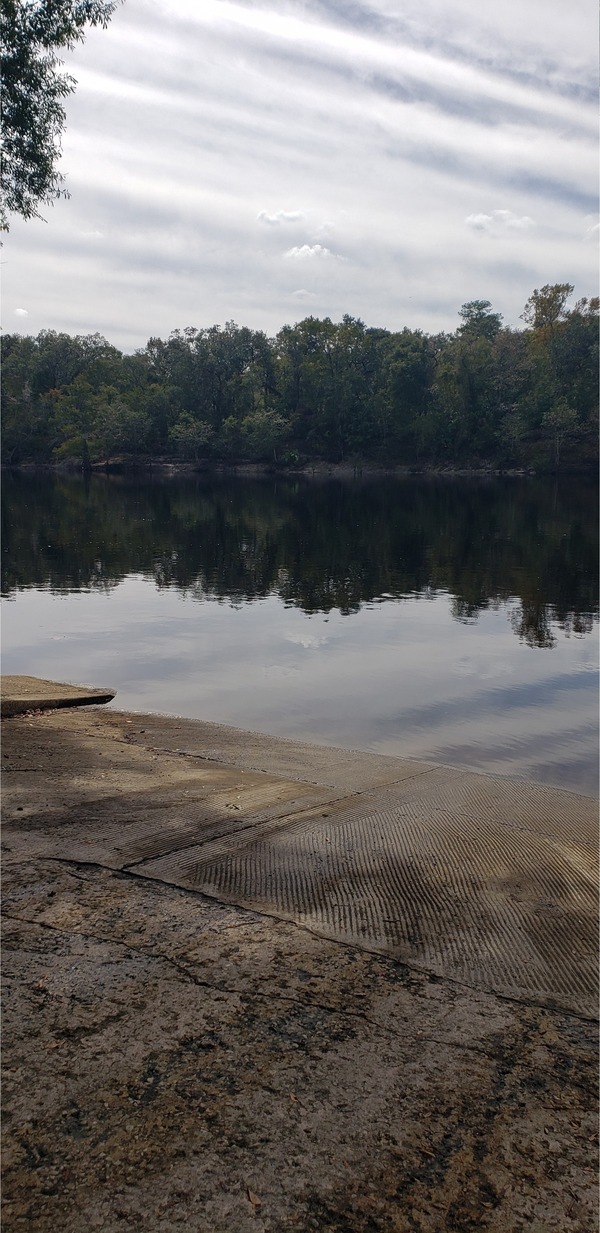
2;457;568;479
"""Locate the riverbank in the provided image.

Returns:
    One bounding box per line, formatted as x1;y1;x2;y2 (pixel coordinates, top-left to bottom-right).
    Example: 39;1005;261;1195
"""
2;698;598;1232
3;457;572;479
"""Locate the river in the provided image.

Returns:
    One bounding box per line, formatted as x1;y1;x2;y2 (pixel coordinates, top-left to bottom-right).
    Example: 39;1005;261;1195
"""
2;471;598;794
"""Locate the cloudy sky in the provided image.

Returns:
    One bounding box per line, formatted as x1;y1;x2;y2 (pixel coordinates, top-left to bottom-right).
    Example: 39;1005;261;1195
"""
3;0;598;351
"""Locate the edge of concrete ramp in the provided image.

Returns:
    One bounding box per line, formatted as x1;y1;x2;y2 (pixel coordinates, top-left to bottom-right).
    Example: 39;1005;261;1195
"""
0;675;116;717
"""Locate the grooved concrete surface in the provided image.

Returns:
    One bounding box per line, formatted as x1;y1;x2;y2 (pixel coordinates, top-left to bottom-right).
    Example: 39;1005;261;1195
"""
3;705;597;1017
2;703;598;1233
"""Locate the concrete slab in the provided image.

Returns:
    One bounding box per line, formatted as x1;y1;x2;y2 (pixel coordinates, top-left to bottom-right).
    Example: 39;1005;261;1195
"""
1;675;115;717
2;705;597;1018
3;857;597;1233
138;772;598;1018
2;705;598;1233
112;710;437;790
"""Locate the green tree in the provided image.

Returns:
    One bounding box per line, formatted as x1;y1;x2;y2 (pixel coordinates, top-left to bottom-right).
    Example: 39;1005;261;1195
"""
51;374;97;466
168;413;214;461
91;389;130;464
380;329;435;459
90;387;151;462
275;316;387;461
239;409;290;462
542;401;579;469
32;329;117;393
431;333;498;459
458;300;503;341
518;285;597;465
145;324;277;434
552;297;599;451
491;329;533;464
520;284;574;330
1;0;117;226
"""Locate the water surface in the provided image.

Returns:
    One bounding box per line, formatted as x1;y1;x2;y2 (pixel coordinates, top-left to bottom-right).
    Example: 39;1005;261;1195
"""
2;472;598;794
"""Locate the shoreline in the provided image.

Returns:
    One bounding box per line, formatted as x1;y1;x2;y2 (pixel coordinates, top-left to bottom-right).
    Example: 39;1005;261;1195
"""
6;458;596;479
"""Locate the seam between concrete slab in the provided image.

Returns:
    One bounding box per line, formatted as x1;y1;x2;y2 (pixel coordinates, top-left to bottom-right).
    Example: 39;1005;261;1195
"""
123;737;599;803
155;743;444;778
118;785;396;871
108;707;595;790
118;767;464;873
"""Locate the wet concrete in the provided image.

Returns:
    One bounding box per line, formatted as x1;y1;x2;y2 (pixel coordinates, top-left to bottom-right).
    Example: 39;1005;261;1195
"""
1;702;598;1232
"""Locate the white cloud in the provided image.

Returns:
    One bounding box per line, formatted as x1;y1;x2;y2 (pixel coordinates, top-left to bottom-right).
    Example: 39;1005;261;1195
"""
465;209;536;235
493;210;536;230
465;213;494;232
14;308;29;317
284;244;334;260
291;288;317;301
583;218;599;242
257;210;304;225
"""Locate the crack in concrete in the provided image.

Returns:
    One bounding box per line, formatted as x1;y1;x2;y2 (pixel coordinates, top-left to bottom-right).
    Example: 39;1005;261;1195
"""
4;853;597;1026
2;910;493;1056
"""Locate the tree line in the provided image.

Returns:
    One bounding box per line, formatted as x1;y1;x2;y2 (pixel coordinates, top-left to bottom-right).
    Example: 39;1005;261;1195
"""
2;284;598;471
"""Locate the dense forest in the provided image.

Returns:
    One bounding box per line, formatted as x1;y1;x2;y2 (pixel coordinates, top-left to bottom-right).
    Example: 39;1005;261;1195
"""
2;284;598;471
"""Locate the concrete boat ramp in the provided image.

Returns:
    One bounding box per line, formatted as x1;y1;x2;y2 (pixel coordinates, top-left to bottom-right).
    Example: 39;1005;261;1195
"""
1;681;598;1232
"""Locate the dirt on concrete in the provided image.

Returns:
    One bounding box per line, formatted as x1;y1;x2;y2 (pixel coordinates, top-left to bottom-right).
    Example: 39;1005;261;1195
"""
1;705;598;1233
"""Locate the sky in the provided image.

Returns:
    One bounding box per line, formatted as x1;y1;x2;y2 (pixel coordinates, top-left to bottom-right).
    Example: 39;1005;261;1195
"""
3;0;598;352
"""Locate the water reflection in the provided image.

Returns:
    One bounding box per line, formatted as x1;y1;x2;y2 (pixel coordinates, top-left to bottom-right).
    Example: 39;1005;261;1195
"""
2;473;598;793
2;472;598;649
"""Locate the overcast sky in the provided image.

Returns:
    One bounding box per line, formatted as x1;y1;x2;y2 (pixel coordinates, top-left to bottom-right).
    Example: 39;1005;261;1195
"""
3;0;598;352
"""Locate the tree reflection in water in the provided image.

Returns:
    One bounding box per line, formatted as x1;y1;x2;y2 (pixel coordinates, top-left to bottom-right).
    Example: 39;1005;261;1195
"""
2;472;597;648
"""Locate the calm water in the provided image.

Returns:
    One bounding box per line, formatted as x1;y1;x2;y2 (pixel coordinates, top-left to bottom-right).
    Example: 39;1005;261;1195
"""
2;472;598;795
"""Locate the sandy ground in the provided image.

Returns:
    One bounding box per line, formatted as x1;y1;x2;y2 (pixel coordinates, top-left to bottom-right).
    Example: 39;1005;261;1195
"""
2;704;598;1233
